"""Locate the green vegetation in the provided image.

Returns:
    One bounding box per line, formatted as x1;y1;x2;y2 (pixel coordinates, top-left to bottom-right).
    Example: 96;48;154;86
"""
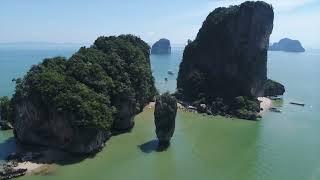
264;79;285;96
232;96;261;120
154;92;177;145
0;96;14;123
12;35;157;132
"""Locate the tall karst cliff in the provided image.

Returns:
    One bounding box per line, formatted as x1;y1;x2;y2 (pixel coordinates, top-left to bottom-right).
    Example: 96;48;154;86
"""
177;1;284;120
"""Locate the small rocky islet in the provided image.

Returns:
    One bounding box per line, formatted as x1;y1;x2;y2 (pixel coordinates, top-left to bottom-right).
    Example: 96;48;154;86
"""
151;38;171;54
0;1;287;179
269;38;305;52
154;93;177;150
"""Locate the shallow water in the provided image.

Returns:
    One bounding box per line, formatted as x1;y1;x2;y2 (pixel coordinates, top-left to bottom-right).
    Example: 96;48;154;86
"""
0;47;320;180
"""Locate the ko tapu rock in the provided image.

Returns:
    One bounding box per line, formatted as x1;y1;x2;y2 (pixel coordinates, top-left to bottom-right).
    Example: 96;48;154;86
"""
7;35;157;154
154;93;177;149
176;1;285;120
269;38;305;52
151;38;171;54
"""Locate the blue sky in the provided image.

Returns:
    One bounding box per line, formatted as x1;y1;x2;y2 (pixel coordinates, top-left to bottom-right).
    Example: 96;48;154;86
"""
1;0;320;48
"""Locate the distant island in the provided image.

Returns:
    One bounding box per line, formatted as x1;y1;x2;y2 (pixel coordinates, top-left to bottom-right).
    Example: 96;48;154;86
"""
176;1;285;120
269;38;305;52
151;39;171;54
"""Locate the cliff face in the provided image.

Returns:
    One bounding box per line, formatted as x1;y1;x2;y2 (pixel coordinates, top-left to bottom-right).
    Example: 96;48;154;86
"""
263;79;285;96
151;39;171;54
269;38;305;52
14;101;109;154
12;35;157;154
154;93;177;145
177;1;274;101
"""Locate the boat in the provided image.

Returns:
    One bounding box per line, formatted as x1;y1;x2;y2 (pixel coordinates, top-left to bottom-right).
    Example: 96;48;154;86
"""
165;78;168;81
269;107;282;113
290;102;305;106
187;105;197;110
269;96;282;100
167;70;174;75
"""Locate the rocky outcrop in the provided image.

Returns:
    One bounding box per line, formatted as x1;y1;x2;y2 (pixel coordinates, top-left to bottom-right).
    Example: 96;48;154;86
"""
154;93;177;147
177;1;279;120
112;97;136;131
0;166;27;180
12;35;157;154
269;38;305;52
0;121;13;130
151;39;171;54
14;100;109;154
263;79;285;96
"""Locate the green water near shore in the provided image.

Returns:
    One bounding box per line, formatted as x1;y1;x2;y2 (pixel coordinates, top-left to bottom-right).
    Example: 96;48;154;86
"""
0;47;320;179
4;107;320;180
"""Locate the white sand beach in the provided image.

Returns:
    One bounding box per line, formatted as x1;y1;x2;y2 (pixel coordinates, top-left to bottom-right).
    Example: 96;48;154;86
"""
258;97;272;114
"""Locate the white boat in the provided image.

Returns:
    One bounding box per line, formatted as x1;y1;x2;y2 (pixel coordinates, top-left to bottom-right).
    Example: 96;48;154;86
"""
290;102;305;106
187;106;197;110
167;70;174;75
269;96;282;100
269;107;282;113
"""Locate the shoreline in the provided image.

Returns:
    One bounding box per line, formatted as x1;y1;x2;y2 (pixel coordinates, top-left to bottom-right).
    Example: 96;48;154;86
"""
258;97;272;115
1;149;63;178
1;97;272;178
13;161;53;175
147;97;272;116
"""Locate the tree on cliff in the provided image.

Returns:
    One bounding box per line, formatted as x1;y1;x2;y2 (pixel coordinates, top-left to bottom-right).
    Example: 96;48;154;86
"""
154;92;177;149
11;35;157;154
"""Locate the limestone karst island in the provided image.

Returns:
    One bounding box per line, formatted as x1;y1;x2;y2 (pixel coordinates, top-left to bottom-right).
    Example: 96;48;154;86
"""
269;38;305;52
0;1;319;180
151;38;171;54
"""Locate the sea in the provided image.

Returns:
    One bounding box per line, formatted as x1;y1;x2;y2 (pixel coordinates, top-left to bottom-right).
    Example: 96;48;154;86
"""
0;45;320;180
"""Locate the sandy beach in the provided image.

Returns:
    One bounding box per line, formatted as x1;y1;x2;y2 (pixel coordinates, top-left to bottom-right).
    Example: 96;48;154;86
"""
258;97;272;114
6;149;63;176
13;161;54;175
146;102;185;110
13;162;43;174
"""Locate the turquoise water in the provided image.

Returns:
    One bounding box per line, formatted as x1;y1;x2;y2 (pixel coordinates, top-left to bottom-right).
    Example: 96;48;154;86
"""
0;48;78;97
0;47;320;180
150;47;183;93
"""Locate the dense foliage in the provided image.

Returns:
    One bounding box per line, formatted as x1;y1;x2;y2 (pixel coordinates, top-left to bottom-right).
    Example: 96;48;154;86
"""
263;79;285;96
13;35;157;131
154;92;177;144
176;1;274;120
0;96;14;123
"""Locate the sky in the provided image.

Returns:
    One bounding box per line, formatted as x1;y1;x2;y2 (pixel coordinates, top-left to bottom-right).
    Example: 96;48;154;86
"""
0;0;319;48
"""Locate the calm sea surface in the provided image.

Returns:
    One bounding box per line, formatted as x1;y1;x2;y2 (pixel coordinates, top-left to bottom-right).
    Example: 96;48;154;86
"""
0;46;320;180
